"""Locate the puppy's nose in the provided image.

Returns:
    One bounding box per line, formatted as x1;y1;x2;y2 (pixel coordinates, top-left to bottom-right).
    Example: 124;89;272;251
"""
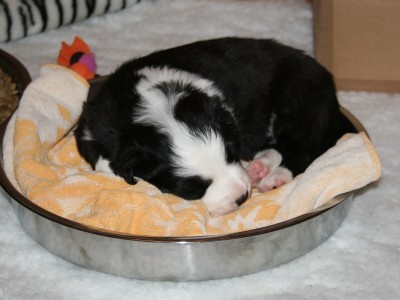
235;191;249;206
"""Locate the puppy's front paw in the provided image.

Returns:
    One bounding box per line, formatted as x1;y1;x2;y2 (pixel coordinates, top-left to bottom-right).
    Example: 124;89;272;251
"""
245;149;282;187
246;160;270;186
257;166;293;192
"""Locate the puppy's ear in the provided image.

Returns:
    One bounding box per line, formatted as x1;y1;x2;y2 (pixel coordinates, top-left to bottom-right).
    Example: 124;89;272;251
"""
110;137;164;186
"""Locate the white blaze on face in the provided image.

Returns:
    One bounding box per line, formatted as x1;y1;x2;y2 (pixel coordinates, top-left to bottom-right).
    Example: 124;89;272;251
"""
133;67;251;216
201;163;251;217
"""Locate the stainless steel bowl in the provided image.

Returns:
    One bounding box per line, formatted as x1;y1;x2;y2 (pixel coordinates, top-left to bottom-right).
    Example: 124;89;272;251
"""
0;77;366;280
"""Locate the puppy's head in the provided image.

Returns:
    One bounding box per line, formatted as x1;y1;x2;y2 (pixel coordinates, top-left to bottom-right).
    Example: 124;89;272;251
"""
112;122;251;217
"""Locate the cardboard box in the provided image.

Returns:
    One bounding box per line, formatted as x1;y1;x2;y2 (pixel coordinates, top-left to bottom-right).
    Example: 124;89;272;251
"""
313;0;400;93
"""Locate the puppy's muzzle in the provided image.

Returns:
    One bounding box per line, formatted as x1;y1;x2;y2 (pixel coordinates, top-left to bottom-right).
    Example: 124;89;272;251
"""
235;191;249;206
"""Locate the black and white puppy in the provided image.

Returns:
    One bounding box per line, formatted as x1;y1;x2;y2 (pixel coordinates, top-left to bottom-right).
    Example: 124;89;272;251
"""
75;37;355;216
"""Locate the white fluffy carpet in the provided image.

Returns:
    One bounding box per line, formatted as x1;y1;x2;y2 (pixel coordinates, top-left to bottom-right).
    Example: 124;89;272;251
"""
1;0;399;299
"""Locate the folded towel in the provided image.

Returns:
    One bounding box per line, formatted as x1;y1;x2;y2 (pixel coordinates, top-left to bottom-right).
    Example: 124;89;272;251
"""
2;65;381;237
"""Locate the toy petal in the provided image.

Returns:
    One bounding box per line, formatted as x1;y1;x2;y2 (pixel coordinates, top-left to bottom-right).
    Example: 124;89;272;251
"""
58;42;74;66
72;36;90;54
57;55;70;67
79;53;96;74
70;63;95;80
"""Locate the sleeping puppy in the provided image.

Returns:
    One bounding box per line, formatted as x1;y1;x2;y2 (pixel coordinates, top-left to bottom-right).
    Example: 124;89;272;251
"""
75;37;355;216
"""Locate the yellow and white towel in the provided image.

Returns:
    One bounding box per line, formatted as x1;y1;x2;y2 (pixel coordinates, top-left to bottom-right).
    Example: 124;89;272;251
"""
2;65;381;237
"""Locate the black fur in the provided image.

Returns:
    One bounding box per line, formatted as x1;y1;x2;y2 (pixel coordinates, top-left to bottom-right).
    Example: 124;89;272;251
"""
75;37;355;199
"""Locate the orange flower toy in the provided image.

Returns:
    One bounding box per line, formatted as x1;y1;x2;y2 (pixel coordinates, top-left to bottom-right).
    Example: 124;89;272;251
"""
57;36;96;80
